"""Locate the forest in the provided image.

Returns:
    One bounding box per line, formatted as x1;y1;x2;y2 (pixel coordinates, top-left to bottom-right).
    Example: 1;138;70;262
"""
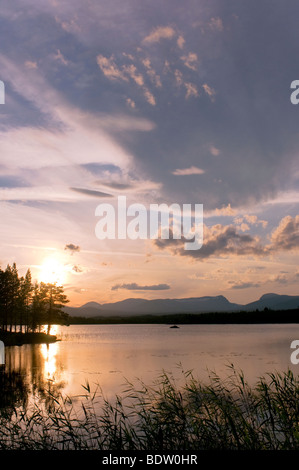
0;263;69;336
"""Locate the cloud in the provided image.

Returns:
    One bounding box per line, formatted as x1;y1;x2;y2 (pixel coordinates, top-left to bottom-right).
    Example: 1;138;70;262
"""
64;243;80;253
172;166;205;176
153;215;299;261
53;49;69;66
25;60;38;69
70;187;113;198
55;15;81;34
154;224;266;259
97;55;156;105
174;69;183;87
142;58;162;88
209;145;220;156
180;52;198;71
126;98;136;108
185;82;199;99
111;282;170;291
214;204;236;216
208;17;224;32
0;55;141;176
143;26;176;44
123;64;144;86
229;281;261;290
177;35;185;49
143;88;156;106
235;214;268;228
270;215;299;251
96;55;128;82
99;181;135;190
268;273;288;284
72;265;83;273
202;83;216;101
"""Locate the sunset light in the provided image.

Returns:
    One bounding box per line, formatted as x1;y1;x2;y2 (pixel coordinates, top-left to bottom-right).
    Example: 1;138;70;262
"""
1;0;299;455
38;258;67;286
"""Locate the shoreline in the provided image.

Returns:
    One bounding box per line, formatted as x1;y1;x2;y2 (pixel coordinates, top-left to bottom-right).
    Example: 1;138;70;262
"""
66;308;299;325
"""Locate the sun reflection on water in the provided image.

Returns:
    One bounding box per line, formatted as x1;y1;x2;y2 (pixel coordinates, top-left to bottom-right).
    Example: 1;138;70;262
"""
41;342;58;380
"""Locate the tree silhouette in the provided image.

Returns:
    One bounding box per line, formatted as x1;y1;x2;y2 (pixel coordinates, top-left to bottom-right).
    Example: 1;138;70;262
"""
39;283;69;335
0;264;69;334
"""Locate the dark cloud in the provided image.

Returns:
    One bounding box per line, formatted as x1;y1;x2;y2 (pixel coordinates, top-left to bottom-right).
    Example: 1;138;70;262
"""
70;187;113;198
111;282;170;291
154;215;299;260
64;243;80;253
154;224;266;259
97;181;135;190
230;282;261;290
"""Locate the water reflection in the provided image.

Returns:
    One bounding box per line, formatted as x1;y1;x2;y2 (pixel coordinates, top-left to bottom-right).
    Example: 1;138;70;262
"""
0;339;66;415
1;323;298;418
41;343;58;381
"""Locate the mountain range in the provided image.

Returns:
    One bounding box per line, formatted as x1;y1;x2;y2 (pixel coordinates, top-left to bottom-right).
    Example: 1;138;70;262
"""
64;293;299;318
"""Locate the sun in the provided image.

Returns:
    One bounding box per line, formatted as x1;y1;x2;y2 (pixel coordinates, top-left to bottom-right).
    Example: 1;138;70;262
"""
38;258;67;285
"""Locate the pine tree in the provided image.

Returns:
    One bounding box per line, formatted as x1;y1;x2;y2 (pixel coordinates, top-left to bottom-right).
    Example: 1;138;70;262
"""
40;283;69;335
0;263;69;335
19;270;33;333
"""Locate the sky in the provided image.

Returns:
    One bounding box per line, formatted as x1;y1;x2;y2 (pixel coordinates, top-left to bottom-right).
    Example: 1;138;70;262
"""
0;0;299;306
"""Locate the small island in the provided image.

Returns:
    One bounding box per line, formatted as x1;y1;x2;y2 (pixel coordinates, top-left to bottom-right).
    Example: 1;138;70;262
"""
0;330;57;346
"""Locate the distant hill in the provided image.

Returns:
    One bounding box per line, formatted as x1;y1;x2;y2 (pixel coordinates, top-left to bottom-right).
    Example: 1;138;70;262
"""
64;295;240;317
244;293;299;311
63;293;299;318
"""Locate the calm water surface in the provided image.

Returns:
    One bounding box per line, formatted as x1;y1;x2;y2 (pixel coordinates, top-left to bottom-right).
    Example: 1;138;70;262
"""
2;323;299;410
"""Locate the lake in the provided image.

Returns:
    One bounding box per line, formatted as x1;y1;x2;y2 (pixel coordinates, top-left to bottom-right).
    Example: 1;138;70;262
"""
2;323;299;413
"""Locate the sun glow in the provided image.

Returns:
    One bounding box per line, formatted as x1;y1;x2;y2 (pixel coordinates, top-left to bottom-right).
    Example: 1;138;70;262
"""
41;342;58;380
38;258;67;285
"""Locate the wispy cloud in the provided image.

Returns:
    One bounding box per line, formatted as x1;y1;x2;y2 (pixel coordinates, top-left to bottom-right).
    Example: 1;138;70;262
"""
214;204;236;216
208;17;224;32
143;26;176;44
70;187;113;198
172;166;205;176
180;52;198;71
53;49;69;66
24;60;38;69
111;282;170;291
209;145;220;156
229;281;261;290
143;88;156;106
202;83;216;101
123;64;144;86
97;54;157;105
177;35;185;49
97;55;128;82
185;82;199;99
142;58;162;88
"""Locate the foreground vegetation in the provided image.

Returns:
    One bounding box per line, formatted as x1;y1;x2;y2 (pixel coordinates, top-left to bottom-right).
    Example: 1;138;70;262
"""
0;367;299;450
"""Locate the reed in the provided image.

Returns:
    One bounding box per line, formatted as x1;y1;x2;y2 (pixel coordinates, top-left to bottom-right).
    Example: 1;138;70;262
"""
0;366;298;450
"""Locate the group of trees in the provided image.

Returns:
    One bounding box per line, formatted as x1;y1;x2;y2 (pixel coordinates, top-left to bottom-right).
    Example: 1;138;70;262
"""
0;263;69;335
